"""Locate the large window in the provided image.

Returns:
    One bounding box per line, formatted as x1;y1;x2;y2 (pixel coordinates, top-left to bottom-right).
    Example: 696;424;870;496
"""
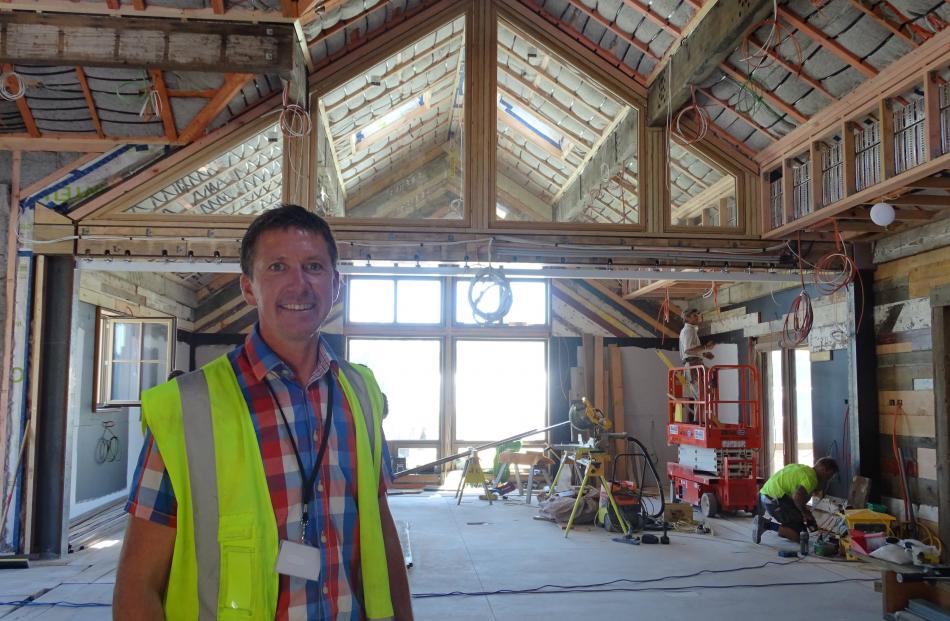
96;314;174;408
454;339;547;441
347;339;442;443
315;17;465;221
495;21;640;226
669;139;738;229
344;276;549;473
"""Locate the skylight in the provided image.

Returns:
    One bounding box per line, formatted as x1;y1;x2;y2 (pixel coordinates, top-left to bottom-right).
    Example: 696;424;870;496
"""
497;95;567;153
354;94;426;148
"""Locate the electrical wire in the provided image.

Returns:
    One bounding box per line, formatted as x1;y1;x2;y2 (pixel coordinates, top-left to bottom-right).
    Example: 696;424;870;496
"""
413;571;876;599
279;84;312;138
781;235;813;348
0;71;27;101
468;265;513;324
0;600;110;608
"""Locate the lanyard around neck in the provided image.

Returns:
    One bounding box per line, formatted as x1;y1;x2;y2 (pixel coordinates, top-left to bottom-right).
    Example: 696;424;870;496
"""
264;374;335;543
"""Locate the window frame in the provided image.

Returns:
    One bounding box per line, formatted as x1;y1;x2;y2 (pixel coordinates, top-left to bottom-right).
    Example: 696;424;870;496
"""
344;275;445;327
94;310;175;410
665;136;745;234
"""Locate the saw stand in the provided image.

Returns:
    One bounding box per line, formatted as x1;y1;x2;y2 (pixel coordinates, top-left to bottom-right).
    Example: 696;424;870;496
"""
562;446;630;538
454;448;495;505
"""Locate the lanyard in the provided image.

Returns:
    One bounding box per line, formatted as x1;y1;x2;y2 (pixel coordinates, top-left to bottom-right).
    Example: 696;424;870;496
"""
265;375;334;545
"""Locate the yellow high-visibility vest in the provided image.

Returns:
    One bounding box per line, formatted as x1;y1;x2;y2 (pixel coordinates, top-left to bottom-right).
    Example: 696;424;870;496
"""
141;355;394;620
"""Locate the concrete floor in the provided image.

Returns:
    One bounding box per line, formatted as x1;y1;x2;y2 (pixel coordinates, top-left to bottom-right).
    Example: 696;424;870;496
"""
0;493;882;620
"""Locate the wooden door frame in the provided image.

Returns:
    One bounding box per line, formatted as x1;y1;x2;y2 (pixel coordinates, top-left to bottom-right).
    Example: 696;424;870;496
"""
929;284;950;560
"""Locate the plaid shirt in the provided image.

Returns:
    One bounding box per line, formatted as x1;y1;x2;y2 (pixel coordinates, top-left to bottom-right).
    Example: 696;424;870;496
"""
126;328;392;621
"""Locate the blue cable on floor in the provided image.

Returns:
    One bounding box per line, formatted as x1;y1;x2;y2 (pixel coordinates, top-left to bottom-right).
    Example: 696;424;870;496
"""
411;556;876;599
0;600;110;608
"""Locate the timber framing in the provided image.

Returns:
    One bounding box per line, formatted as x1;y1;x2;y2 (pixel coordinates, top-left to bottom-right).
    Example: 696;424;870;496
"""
759;27;950;240
645;0;774;127
15;0;771;261
0;13;294;74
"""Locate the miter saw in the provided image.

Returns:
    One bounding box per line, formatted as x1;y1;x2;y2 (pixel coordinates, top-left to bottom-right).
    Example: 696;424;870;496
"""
558;398;666;537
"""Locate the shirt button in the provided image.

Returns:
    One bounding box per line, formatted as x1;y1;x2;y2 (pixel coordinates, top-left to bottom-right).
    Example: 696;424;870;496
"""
317;483;324;492
322;586;328;595
321;534;327;544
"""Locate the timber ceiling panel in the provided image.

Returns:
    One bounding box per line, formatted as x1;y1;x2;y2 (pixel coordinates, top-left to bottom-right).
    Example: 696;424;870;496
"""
120;122;282;216
520;0;701;82
698;0;950;154
495;21;639;225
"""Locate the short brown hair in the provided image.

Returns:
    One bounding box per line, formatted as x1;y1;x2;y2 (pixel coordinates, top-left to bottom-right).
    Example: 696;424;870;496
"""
240;204;338;276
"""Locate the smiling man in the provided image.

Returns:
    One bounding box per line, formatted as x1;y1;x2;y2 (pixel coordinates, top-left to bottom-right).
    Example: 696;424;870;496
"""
114;205;412;621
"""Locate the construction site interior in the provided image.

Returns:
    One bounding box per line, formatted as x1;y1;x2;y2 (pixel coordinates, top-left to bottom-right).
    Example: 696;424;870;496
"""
1;0;950;619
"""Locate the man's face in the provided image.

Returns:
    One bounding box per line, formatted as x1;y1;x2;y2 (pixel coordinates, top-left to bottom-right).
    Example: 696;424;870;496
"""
239;227;340;347
686;312;702;326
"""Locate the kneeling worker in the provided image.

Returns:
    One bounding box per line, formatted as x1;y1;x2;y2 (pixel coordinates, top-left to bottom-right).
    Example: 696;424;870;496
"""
753;457;839;544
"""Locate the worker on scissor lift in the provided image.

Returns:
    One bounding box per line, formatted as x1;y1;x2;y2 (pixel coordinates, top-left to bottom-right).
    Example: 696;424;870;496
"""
753;457;839;544
678;308;716;422
679;308;716;367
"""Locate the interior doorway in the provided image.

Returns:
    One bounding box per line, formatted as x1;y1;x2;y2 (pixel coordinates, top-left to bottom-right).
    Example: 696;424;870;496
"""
765;348;814;474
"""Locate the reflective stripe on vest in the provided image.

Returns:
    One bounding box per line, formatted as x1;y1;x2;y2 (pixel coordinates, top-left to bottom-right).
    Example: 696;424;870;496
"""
178;369;221;620
141;354;394;620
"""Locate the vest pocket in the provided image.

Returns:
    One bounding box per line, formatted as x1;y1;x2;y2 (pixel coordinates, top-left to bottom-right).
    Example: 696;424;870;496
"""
218;513;259;618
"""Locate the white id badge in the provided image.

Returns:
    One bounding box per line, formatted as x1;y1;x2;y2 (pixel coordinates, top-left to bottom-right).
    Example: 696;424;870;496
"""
275;540;322;581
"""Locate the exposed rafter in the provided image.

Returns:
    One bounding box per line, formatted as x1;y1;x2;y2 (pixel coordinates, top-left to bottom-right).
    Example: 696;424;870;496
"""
718;62;808;124
745;34;837;102
177;74;254;145
698;88;780;141
776;7;878;78
148;69;177;142
74;67;104;139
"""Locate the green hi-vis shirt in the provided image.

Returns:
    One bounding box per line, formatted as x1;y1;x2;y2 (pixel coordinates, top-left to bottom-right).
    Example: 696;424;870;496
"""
761;463;818;499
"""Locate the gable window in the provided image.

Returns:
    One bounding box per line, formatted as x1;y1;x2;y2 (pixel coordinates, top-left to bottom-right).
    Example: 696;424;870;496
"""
96;313;175;409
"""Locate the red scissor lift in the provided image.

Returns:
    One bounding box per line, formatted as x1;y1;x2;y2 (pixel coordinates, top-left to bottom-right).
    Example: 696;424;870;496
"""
667;364;762;517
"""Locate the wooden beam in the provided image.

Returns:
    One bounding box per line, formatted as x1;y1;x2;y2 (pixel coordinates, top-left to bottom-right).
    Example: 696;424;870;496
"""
698;87;780;140
566;0;659;63
0;135;162;151
0;1;298;23
745;35;837;102
210;0;225;14
846;0;916;47
754;26;950;168
2;65;39;137
0;14;293;74
777;7;878;78
887;194;950;207
176;73;254;145
623;279;677;299
673;175;735;220
906;176;950;189
719;62;808;124
623;0;681;36
149;69;177;141
809;142;823;212
74;67;104;139
923;70;943;161
646;0;774;126
347;144;446;208
586;279;679;338
880;98;896;179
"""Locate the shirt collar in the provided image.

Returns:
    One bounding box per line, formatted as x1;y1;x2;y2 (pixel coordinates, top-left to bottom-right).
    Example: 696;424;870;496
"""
244;324;337;385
